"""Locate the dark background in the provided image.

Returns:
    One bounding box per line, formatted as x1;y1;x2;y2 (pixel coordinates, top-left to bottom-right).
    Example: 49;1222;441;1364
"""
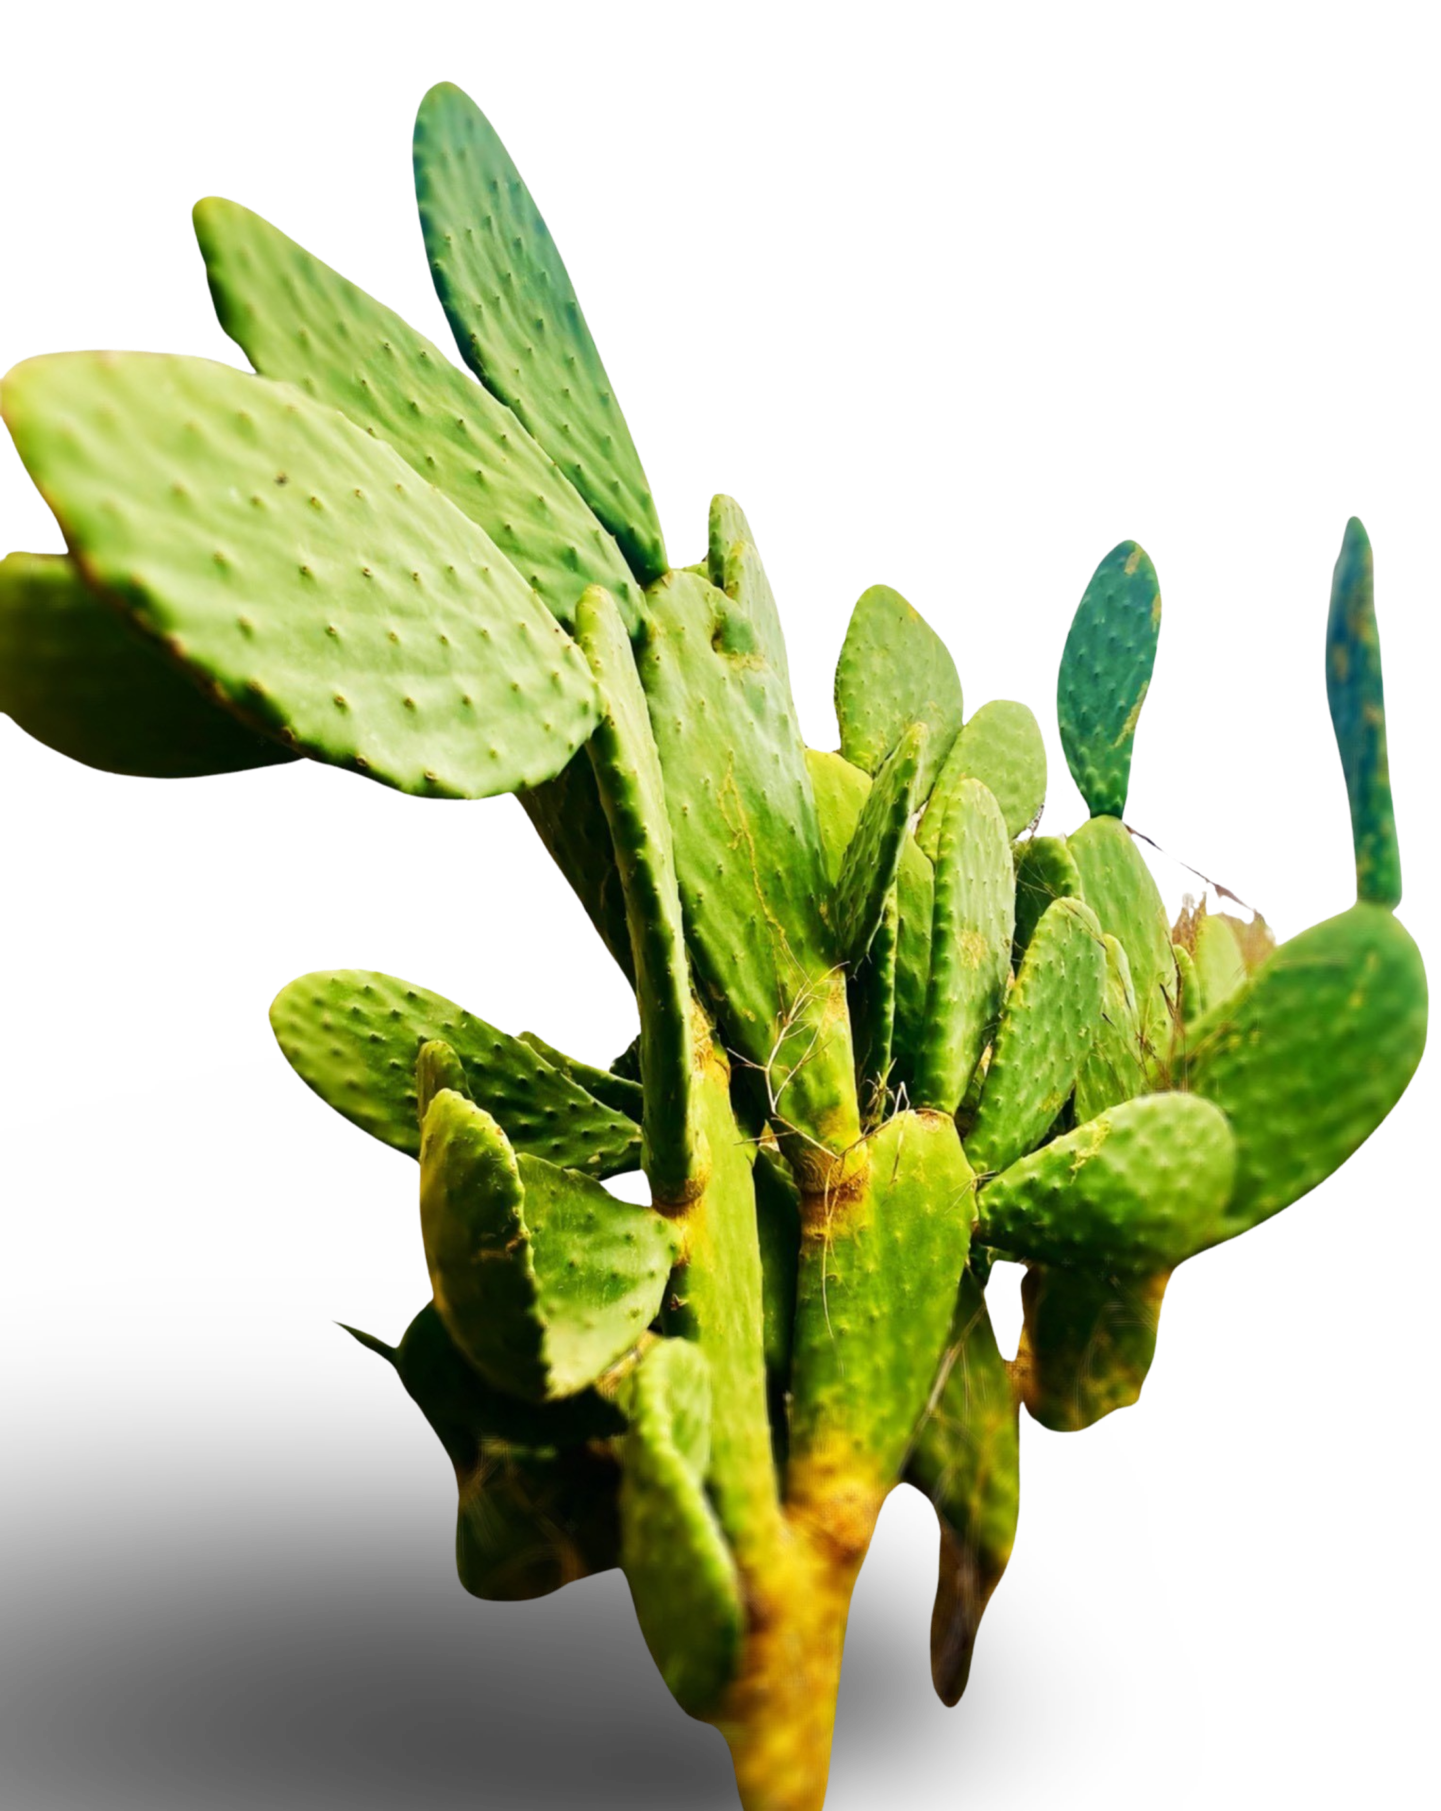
0;49;1419;1803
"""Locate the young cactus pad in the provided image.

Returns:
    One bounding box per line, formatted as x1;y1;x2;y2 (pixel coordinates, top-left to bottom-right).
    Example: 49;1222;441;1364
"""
0;84;1428;1811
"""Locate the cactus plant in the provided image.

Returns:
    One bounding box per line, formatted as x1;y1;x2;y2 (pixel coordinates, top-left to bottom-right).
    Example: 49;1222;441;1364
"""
0;81;1428;1811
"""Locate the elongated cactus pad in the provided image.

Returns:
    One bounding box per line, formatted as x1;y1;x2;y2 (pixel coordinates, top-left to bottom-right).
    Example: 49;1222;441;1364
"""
909;1269;1020;1704
807;746;935;1092
789;1110;974;1492
1074;933;1148;1121
1185;903;1426;1232
269;969;641;1176
576;585;701;1204
976;1093;1236;1272
913;776;1015;1115
420;1090;680;1401
1066;814;1175;1052
639;568;860;1192
517;1031;645;1119
1326;517;1401;907
835;584;963;794
1057;540;1161;819
833;723;926;965
2;351;599;797
708;495;792;687
193;197;644;637
0;551;294;777
966;897;1106;1175
618;1339;744;1715
413;84;666;585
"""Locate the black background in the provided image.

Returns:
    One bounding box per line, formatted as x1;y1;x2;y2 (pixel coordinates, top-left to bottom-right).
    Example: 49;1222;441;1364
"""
0;49;1419;1803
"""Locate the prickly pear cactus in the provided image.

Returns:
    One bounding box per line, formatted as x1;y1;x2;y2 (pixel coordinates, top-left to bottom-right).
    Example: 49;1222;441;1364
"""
0;85;1427;1811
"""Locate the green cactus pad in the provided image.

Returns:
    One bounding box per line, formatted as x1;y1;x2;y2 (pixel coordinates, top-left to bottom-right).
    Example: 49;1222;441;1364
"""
416;1038;470;1119
519;754;635;982
754;1149;801;1381
1065;815;1173;1052
421;1091;681;1401
1074;934;1148;1121
908;1270;1020;1705
1057;540;1161;819
834;585;963;795
1326;517;1401;907
789;1111;975;1487
413;83;666;585
1018;1266;1170;1431
192;197;642;637
1168;940;1199;1034
1012;835;1083;968
0;550;294;777
807;746;935;1092
834;723;926;965
1;351;599;797
617;1339;744;1716
351;1303;623;1599
659;1052;780;1558
455;1442;622;1601
576;586;701;1204
976;1094;1236;1272
269;969;641;1176
1185;902;1427;1233
913;778;1015;1116
518;1030;645;1119
639;570;860;1191
707;495;791;687
966;898;1106;1175
1185;906;1248;1019
922;700;1046;850
351;1302;627;1450
851;888;901;1125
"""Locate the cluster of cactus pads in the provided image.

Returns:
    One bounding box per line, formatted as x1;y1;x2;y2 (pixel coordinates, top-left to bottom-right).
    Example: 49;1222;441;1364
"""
0;83;1429;1811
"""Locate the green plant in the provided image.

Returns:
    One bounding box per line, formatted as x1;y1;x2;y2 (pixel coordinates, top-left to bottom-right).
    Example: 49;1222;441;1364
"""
0;81;1426;1811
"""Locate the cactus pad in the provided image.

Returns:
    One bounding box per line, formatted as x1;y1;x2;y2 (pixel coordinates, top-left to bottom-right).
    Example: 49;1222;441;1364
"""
834;584;963;794
923;699;1046;847
1326;517;1401;907
909;1270;1020;1704
1057;540;1161;819
192;197;643;637
1185;903;1427;1232
0;550;294;777
576;585;700;1203
1017;1267;1170;1432
966;897;1106;1175
1;351;599;797
913;777;1015;1116
420;1090;680;1401
976;1093;1236;1272
269;969;641;1176
413;83;666;585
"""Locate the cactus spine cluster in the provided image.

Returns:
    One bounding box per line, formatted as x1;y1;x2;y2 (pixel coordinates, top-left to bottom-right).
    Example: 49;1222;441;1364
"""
0;83;1428;1811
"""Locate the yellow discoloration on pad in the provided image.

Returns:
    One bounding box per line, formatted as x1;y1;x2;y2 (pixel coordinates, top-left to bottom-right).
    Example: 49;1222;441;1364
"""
1114;679;1149;748
1067;1117;1110;1173
958;927;991;970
